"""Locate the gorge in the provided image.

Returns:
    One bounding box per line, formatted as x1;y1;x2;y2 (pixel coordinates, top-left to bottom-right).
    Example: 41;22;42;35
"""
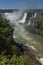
0;9;43;65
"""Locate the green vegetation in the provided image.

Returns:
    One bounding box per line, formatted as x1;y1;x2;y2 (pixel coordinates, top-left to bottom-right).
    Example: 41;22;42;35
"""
25;12;43;37
0;54;38;65
25;12;32;23
0;17;40;65
34;17;43;36
0;18;13;54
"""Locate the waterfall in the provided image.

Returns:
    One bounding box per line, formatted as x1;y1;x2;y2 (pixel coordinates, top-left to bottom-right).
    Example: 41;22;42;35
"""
26;12;37;26
3;11;27;38
26;20;31;26
13;12;27;38
3;11;23;25
18;13;27;23
34;12;37;18
3;11;27;24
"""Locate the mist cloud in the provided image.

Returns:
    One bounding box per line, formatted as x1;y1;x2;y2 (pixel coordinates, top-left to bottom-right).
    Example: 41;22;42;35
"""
3;10;24;25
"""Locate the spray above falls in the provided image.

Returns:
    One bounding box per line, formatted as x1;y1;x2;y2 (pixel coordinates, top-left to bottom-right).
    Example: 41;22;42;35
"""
3;10;27;25
2;10;28;38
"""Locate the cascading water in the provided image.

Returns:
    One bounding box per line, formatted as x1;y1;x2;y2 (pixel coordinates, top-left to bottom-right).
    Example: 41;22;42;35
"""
13;12;27;38
34;12;37;18
26;12;37;26
2;11;43;65
3;11;27;39
18;13;27;23
26;20;31;26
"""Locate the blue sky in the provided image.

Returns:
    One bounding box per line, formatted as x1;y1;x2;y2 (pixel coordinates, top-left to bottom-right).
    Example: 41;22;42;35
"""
0;0;43;9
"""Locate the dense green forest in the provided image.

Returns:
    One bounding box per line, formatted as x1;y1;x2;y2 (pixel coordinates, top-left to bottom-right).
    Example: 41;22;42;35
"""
0;17;41;65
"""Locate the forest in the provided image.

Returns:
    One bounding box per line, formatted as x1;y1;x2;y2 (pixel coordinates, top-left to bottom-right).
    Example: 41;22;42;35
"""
0;17;41;65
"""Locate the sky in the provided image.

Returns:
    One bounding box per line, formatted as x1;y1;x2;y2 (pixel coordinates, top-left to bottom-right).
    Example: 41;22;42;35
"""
0;0;43;9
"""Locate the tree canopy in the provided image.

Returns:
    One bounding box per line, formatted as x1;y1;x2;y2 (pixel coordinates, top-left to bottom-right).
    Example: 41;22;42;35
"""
0;18;14;51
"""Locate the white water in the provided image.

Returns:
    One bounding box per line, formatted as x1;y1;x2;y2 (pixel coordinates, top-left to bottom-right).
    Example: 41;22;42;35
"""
36;57;43;65
34;12;37;18
18;13;27;23
40;58;43;65
26;12;37;26
26;20;31;26
3;11;43;65
4;11;23;24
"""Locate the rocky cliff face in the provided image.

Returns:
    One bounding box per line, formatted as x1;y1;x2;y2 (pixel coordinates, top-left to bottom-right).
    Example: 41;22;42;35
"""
24;10;43;37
